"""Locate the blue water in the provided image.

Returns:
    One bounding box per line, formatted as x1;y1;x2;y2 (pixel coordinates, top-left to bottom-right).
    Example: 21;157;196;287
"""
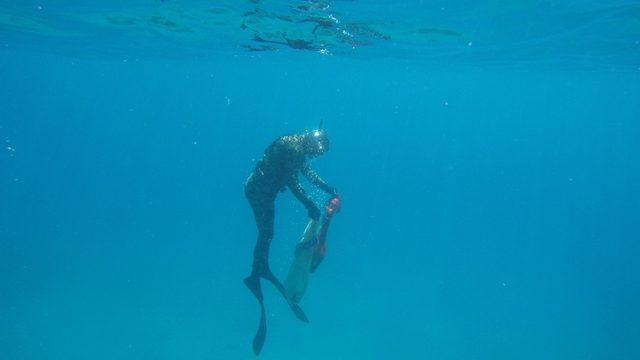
1;1;639;359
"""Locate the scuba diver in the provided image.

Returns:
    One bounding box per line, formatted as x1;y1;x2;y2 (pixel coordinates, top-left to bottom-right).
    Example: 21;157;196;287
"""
244;125;338;355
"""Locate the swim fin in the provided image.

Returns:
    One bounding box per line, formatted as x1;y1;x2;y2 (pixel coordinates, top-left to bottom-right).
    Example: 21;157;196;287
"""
244;269;309;355
243;275;266;355
311;196;340;273
253;300;267;355
284;219;319;304
285;196;341;303
263;270;309;323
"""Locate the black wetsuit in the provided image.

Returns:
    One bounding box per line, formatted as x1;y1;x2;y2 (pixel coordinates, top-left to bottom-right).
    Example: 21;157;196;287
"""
243;133;335;355
244;134;334;278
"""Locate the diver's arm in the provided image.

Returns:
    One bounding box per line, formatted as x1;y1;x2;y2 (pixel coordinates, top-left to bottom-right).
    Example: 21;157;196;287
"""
302;163;337;195
287;174;320;219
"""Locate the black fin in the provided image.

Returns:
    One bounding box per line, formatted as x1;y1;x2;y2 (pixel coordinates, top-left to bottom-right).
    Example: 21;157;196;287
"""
263;271;310;323
244;276;267;355
252;301;267;355
244;270;309;355
263;271;286;296
289;303;309;323
244;275;263;302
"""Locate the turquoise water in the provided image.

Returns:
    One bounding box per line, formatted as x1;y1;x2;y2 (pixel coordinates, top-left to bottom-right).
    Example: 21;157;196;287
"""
1;1;639;359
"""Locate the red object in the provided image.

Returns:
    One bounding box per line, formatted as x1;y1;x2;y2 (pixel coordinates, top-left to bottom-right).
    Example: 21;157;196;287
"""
311;196;340;273
326;197;341;215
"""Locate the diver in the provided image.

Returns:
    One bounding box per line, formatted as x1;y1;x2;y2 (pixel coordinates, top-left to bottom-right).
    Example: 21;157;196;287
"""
243;125;338;355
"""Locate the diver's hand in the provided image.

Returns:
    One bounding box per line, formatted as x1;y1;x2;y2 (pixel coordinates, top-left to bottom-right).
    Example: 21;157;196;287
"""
307;205;321;220
328;187;339;197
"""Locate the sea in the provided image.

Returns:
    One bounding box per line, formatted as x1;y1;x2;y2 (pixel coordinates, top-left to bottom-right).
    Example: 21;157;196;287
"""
1;1;639;359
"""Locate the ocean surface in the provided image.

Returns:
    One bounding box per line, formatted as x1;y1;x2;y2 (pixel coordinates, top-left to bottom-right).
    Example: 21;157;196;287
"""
1;1;639;359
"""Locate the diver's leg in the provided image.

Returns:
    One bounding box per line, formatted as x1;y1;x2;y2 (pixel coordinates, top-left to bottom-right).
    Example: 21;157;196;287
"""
245;196;291;294
244;191;275;301
243;190;276;355
244;190;310;325
250;197;274;277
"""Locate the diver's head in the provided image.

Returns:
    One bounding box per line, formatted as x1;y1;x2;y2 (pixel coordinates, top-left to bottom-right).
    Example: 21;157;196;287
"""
303;129;329;158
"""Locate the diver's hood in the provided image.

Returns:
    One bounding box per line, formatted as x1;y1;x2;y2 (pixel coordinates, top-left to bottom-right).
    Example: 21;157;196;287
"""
312;119;330;150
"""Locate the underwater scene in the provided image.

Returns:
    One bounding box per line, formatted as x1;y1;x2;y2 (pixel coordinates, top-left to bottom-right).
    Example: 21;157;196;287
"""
1;0;639;359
